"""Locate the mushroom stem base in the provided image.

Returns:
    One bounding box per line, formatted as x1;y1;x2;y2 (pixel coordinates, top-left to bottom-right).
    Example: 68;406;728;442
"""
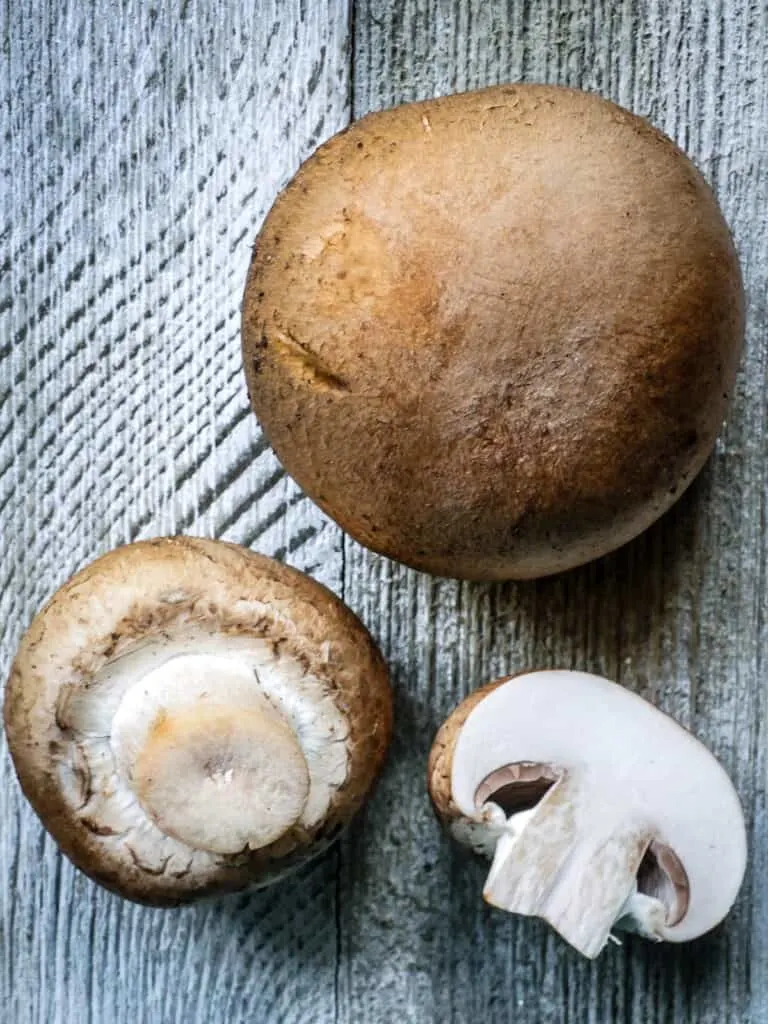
112;652;312;855
134;702;310;854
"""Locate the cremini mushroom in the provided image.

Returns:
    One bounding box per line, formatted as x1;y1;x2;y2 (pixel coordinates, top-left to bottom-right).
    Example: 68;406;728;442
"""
428;671;746;958
4;537;392;905
242;83;744;580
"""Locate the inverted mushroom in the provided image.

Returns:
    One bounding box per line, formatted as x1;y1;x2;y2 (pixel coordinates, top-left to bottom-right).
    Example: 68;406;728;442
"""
4;537;392;905
428;671;746;958
242;83;743;580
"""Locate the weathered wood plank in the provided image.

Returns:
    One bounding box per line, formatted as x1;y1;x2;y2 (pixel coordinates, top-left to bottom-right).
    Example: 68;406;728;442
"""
340;2;768;1023
1;3;350;1022
5;1;768;1022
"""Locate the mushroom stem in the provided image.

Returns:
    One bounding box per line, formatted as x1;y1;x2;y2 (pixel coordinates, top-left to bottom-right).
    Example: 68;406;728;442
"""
111;653;311;855
481;778;664;959
134;702;309;854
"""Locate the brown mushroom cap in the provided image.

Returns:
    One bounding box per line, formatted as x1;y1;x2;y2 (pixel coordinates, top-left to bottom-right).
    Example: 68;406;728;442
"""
242;84;744;580
4;537;392;905
428;679;507;829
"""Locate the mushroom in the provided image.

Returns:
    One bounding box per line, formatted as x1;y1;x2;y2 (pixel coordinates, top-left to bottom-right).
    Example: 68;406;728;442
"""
428;671;746;958
242;83;744;580
4;537;392;905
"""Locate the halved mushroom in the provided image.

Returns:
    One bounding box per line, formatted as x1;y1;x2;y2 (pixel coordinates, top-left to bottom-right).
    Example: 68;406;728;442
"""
428;671;746;958
4;537;392;905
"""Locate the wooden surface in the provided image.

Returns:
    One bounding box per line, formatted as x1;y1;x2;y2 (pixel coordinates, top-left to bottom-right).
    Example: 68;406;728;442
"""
2;1;766;1022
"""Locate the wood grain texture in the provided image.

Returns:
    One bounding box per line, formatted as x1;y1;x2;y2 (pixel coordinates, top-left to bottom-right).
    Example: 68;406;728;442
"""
4;1;768;1023
2;2;349;1022
341;2;768;1023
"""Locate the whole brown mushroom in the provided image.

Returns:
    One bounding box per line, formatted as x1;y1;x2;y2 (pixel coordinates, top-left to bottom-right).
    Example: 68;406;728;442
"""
242;84;744;580
4;537;392;905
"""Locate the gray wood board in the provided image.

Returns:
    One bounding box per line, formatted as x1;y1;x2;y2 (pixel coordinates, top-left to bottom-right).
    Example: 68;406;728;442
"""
2;1;767;1022
345;2;768;1022
2;2;349;1022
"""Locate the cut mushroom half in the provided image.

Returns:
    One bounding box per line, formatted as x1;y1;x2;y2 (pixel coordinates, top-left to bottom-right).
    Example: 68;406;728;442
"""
428;671;747;958
4;537;392;905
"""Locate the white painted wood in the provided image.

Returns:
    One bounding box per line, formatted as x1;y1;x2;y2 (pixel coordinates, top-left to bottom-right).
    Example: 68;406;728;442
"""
2;3;349;1022
3;0;768;1022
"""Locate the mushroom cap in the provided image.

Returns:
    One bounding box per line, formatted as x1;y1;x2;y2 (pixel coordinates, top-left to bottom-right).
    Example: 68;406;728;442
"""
242;83;744;580
4;537;392;905
428;679;506;828
429;671;747;944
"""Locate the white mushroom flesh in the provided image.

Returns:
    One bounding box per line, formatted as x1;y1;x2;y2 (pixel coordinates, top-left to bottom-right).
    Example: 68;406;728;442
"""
55;632;349;875
450;670;747;958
